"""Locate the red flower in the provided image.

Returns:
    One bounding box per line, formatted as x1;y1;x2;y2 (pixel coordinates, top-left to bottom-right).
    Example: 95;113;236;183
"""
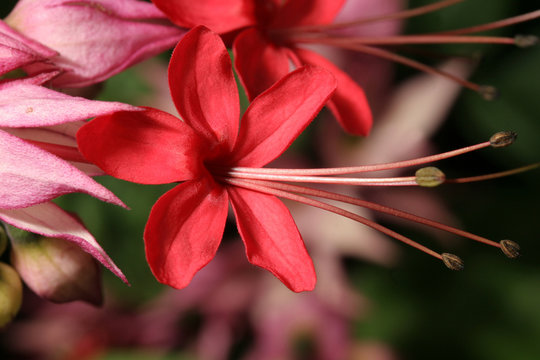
77;26;337;292
151;0;372;136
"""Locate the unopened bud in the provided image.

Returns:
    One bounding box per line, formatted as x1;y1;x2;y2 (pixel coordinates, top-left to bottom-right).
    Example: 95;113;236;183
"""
415;167;446;187
478;85;499;101
490;131;517;148
442;253;464;271
10;236;103;306
0;262;23;328
500;240;520;259
515;35;538;48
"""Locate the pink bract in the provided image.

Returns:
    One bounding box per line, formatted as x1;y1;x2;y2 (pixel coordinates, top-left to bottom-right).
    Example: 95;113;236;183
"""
4;0;185;87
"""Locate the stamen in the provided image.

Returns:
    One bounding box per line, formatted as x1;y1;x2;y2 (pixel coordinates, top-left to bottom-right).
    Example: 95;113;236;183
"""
500;240;520;259
238;179;503;250
415;167;446;187
514;35;539;48
490;131;517;148
231;132;501;176
442;253;464;270
25;139;88;163
224;177;446;262
436;10;540;36
287;0;465;33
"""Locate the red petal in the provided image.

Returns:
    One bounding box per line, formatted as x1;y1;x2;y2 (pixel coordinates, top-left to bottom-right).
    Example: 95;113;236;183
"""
169;26;239;151
152;0;256;34
145;177;229;289
77;107;205;184
233;28;292;100
271;0;345;28
229;65;336;167
228;186;316;292
294;48;373;136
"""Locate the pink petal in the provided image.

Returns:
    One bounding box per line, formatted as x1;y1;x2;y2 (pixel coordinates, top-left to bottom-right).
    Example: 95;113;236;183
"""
144;177;229;289
0;202;127;283
5;0;185;87
294;48;373;136
0;81;138;127
151;0;256;34
168;26;239;150
229;65;336;167
77;107;206;185
0;130;123;208
271;0;345;28
233;28;292;100
228;187;316;292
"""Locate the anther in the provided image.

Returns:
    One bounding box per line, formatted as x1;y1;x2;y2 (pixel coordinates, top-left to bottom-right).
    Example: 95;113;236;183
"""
490;131;517;148
478;85;499;101
514;34;538;48
415;167;446;187
442;253;464;271
500;240;520;259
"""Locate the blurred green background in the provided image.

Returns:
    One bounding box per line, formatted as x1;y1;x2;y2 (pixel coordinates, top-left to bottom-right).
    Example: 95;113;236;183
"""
1;0;539;359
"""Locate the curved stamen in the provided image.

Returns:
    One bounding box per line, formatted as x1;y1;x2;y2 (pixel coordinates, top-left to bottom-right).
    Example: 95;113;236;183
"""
224;177;445;261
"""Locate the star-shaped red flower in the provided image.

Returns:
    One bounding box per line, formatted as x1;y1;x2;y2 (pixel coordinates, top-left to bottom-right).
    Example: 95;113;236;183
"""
151;0;372;135
77;26;336;291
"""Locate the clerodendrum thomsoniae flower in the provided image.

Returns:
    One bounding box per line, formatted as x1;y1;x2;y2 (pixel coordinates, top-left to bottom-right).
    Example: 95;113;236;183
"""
151;0;540;135
77;26;537;292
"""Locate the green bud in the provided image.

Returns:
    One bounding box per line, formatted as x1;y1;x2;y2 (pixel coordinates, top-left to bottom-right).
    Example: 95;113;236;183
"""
0;262;23;328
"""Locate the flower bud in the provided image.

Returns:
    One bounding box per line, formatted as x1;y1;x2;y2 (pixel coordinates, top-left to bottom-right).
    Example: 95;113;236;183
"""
0;224;8;256
0;262;23;328
4;0;185;87
10;235;103;306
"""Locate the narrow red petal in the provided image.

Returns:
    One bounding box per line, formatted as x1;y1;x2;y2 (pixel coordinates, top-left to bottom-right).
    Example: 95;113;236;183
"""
169;26;239;151
294;48;373;136
233;28;291;100
228;186;316;292
229;65;336;167
77;107;205;184
152;0;256;34
271;0;345;28
145;177;229;289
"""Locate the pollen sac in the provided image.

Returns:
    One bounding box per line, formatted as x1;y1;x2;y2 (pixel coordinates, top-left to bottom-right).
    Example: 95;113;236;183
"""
500;240;520;259
442;253;464;271
515;35;538;48
415;167;446;187
490;131;517;148
478;85;499;101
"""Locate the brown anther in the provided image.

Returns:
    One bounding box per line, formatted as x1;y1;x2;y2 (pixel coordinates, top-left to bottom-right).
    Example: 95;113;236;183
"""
442;253;464;271
478;85;499;101
415;167;446;187
500;240;520;259
515;34;538;48
490;131;517;148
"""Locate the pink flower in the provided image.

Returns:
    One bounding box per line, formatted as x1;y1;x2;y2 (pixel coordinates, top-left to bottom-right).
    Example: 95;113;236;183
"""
3;0;185;87
0;75;137;282
77;26;337;292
